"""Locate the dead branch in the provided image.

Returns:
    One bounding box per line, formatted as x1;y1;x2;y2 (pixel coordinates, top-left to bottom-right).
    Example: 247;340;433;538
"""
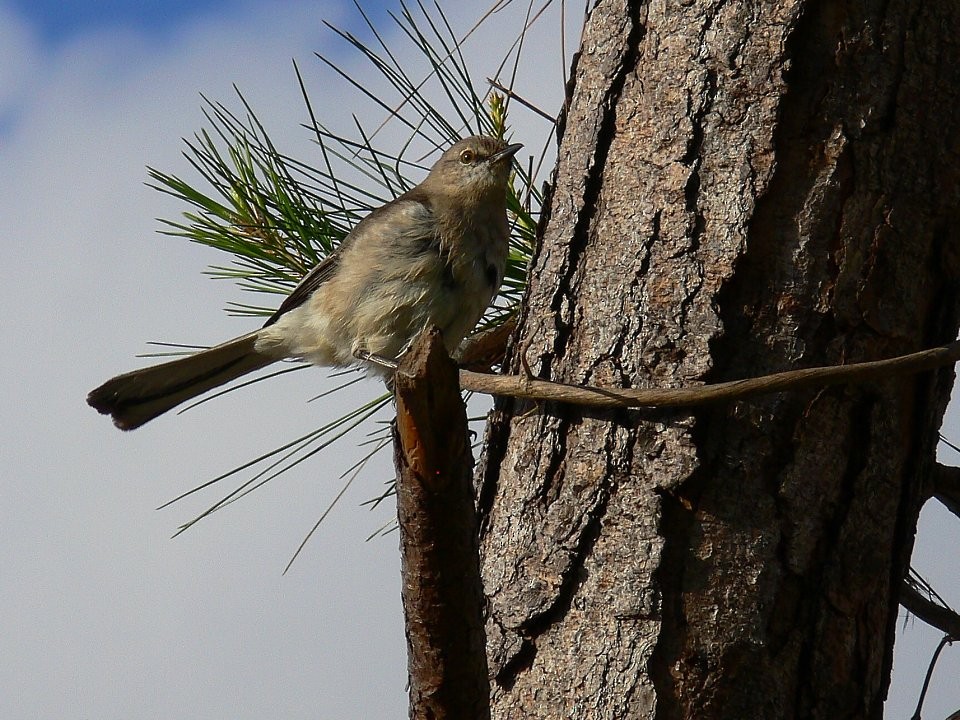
934;463;960;521
393;327;490;720
902;577;960;639
460;340;960;409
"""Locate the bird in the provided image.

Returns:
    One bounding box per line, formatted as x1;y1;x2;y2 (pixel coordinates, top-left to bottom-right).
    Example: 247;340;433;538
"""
88;135;522;430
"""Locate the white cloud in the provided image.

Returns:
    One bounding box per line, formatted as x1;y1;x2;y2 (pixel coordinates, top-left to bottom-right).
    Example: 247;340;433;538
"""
0;3;40;120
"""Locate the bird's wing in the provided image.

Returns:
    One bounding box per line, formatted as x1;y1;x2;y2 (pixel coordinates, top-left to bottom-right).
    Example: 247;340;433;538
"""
262;250;342;327
262;194;434;328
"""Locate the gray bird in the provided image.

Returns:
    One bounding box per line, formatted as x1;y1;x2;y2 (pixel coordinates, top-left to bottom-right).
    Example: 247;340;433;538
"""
88;136;522;430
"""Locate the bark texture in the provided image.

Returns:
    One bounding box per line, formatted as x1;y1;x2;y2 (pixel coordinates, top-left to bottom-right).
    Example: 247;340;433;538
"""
478;1;960;718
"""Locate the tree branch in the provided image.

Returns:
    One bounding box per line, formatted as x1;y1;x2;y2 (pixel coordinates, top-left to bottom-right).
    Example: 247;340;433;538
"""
460;340;960;409
393;326;490;720
934;463;960;521
458;315;517;372
901;579;960;639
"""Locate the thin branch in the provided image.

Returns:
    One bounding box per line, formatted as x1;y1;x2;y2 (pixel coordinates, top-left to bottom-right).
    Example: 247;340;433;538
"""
934;462;960;521
457;314;517;371
909;635;954;720
459;340;960;409
940;432;960;456
902;577;960;639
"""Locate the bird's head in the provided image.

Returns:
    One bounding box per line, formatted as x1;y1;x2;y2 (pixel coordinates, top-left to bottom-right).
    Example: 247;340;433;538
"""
423;135;523;203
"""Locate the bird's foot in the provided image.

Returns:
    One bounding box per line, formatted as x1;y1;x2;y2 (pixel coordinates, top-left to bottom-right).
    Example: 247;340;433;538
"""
353;348;399;371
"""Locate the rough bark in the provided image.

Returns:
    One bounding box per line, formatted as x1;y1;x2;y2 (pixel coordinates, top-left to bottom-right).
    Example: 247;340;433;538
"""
477;1;960;718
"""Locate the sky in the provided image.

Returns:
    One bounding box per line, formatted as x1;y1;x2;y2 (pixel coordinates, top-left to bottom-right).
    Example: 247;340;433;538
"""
0;1;957;719
5;0;238;41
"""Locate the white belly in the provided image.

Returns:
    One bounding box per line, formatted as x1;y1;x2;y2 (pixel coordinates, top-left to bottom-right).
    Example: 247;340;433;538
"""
255;240;502;374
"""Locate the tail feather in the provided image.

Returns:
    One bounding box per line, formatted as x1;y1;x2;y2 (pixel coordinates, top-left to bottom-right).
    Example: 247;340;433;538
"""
88;332;274;430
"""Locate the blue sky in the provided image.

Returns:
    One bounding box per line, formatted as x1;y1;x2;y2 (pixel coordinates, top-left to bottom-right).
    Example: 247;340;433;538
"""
8;0;237;41
0;1;957;718
6;0;394;43
0;0;392;136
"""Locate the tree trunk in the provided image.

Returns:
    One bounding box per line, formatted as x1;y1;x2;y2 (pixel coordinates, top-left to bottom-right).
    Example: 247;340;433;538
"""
477;1;960;718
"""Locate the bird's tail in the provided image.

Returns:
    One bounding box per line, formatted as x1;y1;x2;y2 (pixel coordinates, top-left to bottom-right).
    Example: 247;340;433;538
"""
87;332;274;430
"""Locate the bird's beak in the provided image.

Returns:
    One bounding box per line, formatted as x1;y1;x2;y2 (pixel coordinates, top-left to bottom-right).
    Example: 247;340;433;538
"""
488;143;523;164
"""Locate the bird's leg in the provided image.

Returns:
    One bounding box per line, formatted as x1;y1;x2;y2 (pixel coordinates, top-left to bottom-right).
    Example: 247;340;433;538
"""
353;347;399;371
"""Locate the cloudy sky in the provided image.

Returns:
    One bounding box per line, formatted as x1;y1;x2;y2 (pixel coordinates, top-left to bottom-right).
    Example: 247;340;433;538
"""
1;1;956;718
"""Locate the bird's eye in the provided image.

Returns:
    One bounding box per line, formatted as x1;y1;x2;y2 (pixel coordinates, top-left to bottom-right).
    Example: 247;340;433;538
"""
459;149;476;165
